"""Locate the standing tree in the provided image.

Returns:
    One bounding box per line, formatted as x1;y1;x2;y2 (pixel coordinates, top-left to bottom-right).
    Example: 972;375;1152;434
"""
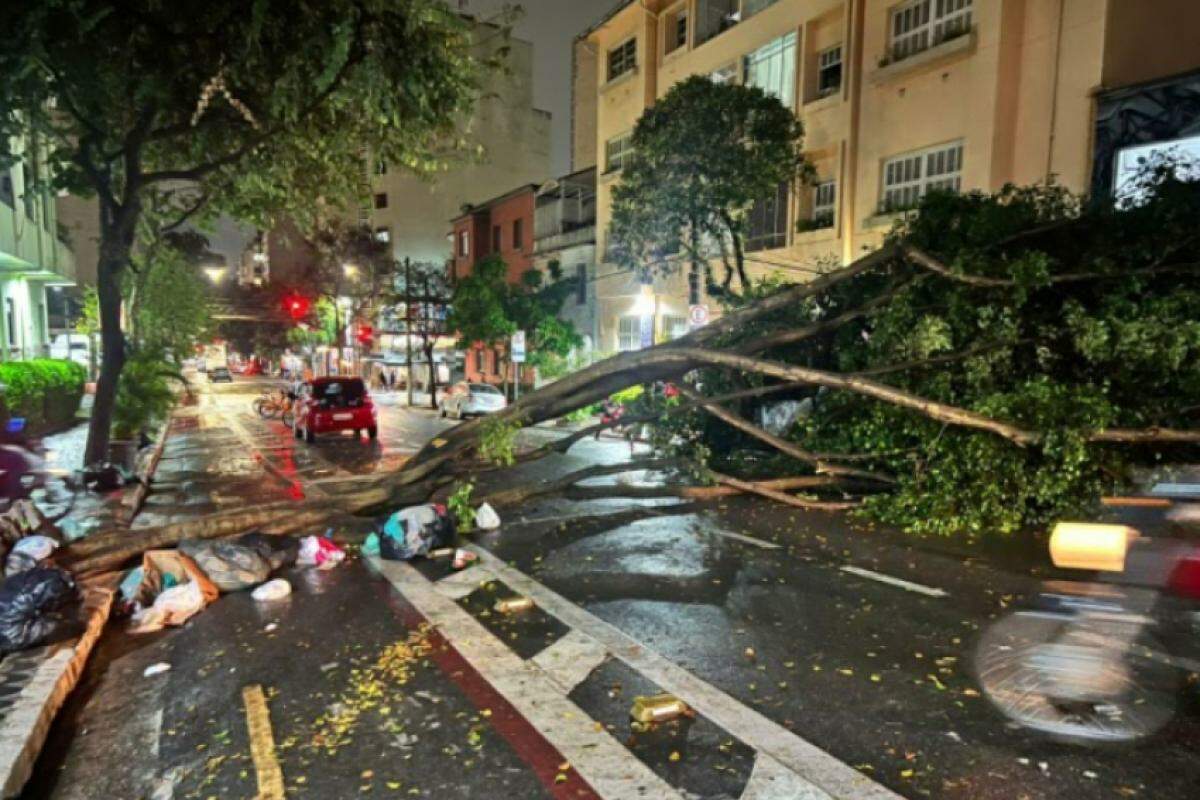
608;75;811;297
447;256;581;396
1;0;487;465
394;261;452;408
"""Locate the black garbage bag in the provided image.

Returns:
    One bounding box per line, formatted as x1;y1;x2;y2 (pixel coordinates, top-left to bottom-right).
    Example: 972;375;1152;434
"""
0;567;80;656
379;504;457;561
235;532;299;571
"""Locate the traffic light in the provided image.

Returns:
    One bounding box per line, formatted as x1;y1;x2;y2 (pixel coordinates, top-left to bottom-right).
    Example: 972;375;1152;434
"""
356;324;375;347
283;293;310;321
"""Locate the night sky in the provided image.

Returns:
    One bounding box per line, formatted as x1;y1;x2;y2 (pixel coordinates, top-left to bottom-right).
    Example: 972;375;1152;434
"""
209;0;618;265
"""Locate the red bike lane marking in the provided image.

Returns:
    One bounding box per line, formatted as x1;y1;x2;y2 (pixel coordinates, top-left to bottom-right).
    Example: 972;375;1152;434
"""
378;582;603;800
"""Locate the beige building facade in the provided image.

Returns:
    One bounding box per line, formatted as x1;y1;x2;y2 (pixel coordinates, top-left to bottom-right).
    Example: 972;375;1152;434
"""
365;21;552;269
577;0;1200;353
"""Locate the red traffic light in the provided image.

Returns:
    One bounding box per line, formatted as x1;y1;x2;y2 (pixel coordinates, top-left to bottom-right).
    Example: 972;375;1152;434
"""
283;293;310;321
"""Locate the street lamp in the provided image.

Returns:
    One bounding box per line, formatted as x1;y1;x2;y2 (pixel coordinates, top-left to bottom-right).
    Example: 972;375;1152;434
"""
343;263;359;279
204;266;227;283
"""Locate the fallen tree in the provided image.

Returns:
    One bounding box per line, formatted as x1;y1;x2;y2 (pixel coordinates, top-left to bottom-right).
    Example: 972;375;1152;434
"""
57;167;1200;570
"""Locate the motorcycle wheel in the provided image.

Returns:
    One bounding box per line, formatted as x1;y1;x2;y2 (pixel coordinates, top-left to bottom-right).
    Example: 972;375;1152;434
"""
976;610;1179;743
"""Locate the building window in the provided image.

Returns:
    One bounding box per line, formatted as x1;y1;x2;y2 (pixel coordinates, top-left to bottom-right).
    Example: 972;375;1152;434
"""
618;316;641;352
575;264;587;305
744;32;797;109
607;38;637;82
0;173;12;207
459;230;470;257
711;63;738;85
375;159;387;175
513;219;524;250
373;192;388;209
605;133;634;173
745;181;789;252
5;298;15;349
492;224;501;252
665;7;688;56
881;141;964;212
22;164;36;221
696;0;740;45
817;45;842;97
688;268;701;305
812;180;836;228
663;315;689;341
374;227;391;243
889;0;973;64
743;0;782;18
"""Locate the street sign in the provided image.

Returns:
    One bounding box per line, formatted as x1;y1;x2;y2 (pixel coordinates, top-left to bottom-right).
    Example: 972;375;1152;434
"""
689;304;709;327
511;330;526;363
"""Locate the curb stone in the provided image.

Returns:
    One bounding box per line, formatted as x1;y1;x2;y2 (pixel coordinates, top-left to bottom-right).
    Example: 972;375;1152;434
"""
0;584;115;798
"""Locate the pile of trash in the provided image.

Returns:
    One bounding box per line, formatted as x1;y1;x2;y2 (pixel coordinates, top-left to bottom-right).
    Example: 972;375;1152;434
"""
0;496;506;654
0;500;81;655
117;531;346;634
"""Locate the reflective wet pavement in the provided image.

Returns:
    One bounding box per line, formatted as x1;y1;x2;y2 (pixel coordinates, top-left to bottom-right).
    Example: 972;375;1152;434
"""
24;376;1200;799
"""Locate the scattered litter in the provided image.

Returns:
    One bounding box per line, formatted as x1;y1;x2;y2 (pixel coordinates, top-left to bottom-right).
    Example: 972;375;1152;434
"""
127;551;219;634
1017;758;1030;766
494;596;534;614
143;662;172;677
297;535;346;569
319;661;339;672
630;694;690;724
362;532;381;557
944;731;963;743
1038;761;1049;774
264;623;278;633
130;581;208;634
0;566;79;655
475;503;501;530
1083;770;1098;780
251;579;292;602
453;549;477;570
379;505;456;561
4;535;60;576
180;539;272;592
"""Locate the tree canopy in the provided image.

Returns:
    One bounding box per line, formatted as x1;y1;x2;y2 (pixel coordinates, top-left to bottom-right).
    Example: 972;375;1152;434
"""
608;75;810;296
1;0;490;463
447;256;582;383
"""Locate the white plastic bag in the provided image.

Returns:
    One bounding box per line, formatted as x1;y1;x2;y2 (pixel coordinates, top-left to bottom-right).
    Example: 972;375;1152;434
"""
5;535;61;575
251;579;292;602
474;503;501;531
129;581;206;634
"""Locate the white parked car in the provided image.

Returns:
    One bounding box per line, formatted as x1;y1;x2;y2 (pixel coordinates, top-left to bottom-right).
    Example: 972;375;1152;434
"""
48;334;91;369
439;382;507;419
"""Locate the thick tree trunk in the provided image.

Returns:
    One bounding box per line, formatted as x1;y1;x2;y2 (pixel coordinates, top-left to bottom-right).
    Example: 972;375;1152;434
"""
83;208;138;466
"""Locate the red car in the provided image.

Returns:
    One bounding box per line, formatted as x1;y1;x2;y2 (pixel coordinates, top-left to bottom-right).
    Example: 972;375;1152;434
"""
293;377;377;442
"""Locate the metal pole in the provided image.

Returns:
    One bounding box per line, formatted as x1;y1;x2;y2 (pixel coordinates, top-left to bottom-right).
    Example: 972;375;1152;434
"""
405;258;414;406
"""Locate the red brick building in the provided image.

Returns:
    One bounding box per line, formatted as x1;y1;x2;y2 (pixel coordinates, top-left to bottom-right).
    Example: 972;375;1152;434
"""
449;184;539;387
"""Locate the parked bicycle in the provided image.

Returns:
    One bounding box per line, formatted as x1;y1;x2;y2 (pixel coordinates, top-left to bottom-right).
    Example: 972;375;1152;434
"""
252;389;295;427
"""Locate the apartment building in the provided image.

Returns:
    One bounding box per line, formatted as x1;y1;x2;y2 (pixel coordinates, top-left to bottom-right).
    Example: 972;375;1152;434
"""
1;134;76;361
577;0;1200;352
364;18;552;268
533;168;599;359
449;184;539;385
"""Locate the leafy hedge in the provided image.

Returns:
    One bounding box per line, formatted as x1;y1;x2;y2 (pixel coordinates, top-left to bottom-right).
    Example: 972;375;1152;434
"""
0;359;87;433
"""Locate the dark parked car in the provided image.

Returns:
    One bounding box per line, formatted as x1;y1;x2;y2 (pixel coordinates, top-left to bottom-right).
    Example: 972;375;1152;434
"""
208;366;233;383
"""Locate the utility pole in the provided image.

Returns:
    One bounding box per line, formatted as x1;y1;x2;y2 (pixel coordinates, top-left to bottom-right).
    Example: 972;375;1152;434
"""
405;257;414;406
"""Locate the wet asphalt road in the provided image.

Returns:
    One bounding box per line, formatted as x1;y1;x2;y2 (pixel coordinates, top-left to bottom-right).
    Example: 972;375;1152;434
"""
24;377;1200;799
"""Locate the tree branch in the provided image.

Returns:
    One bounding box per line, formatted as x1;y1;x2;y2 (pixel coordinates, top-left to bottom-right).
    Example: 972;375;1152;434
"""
677;385;895;483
